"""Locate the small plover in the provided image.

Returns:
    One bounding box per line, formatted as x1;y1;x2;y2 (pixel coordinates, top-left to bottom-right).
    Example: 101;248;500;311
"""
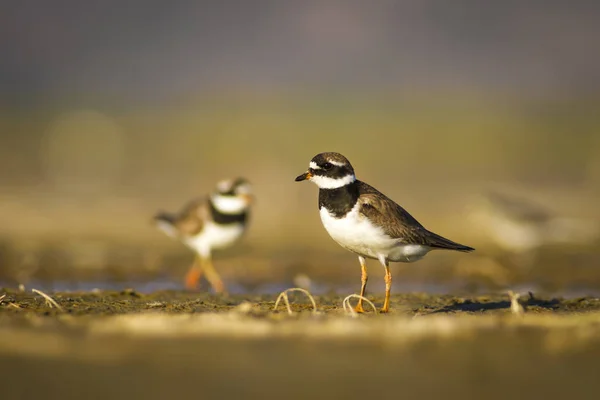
470;191;599;254
295;152;474;313
154;178;253;293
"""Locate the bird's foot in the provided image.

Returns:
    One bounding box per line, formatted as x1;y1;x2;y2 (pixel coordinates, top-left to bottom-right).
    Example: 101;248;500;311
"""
211;280;227;295
354;303;366;313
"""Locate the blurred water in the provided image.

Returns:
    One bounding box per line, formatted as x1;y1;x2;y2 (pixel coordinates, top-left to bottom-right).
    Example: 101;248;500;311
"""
4;278;600;299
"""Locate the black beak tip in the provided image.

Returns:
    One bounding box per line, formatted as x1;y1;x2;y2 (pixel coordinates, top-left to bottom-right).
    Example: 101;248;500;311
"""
295;172;309;182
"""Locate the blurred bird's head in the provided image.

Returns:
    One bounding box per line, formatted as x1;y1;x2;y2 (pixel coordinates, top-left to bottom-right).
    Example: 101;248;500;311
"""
212;177;253;214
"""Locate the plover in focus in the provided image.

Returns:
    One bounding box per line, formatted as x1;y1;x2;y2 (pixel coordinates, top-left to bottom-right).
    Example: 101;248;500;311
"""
154;178;253;293
295;152;474;313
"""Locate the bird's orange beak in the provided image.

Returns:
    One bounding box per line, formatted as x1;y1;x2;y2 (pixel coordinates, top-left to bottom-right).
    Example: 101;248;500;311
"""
295;171;312;182
240;193;254;204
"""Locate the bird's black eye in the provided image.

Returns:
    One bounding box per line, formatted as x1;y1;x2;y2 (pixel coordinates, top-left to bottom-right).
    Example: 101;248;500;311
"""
322;162;333;170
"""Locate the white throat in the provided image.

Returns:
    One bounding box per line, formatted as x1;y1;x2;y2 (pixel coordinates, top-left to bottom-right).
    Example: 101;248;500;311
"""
310;174;356;189
211;194;248;214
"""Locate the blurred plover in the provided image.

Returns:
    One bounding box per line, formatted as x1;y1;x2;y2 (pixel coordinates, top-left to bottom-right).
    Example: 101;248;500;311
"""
470;191;599;254
154;178;253;293
295;152;474;313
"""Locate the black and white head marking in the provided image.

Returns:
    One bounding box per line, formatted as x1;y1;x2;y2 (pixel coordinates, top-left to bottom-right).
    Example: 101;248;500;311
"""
295;152;356;189
295;152;360;218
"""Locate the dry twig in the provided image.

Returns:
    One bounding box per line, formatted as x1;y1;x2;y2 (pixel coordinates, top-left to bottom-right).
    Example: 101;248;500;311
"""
508;290;525;316
342;294;377;317
32;288;64;312
273;288;318;315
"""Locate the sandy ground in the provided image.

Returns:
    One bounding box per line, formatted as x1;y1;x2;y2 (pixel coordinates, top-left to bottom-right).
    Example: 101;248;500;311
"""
1;289;600;400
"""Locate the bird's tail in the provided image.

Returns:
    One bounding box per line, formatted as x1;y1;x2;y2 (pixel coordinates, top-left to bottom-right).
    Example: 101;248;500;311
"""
427;231;475;252
153;212;179;238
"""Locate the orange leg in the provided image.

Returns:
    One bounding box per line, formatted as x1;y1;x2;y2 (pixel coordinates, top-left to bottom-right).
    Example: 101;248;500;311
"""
381;262;391;313
355;256;368;313
202;256;227;295
184;255;204;290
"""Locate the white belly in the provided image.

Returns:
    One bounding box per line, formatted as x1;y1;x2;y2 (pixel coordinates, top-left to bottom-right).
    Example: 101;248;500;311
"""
319;205;432;263
185;222;245;257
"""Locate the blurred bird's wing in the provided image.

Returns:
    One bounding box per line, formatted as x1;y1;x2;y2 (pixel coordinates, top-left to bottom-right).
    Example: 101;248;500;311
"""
171;197;211;236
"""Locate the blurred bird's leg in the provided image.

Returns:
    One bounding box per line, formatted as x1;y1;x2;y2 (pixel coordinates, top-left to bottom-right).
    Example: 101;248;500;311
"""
380;256;391;313
184;254;204;290
355;256;368;313
202;253;226;295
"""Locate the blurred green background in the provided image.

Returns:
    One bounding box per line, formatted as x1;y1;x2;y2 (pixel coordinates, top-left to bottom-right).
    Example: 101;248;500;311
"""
1;1;599;291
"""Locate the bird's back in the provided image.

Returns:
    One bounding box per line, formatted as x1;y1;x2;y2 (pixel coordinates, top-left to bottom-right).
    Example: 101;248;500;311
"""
357;181;474;252
154;198;209;238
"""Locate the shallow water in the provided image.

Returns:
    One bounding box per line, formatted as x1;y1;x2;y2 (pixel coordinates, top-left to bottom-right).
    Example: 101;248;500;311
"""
3;277;600;300
2;278;452;295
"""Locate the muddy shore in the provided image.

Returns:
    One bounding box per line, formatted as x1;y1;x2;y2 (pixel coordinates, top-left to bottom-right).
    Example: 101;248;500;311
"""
2;289;600;400
2;288;600;316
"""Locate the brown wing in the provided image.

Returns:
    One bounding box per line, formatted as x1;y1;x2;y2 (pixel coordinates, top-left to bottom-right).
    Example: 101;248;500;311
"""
358;189;425;240
171;197;210;236
357;182;474;251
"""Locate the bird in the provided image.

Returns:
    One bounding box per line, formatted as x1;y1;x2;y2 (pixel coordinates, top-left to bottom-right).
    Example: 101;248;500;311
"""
153;177;253;293
295;152;474;313
469;190;599;254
